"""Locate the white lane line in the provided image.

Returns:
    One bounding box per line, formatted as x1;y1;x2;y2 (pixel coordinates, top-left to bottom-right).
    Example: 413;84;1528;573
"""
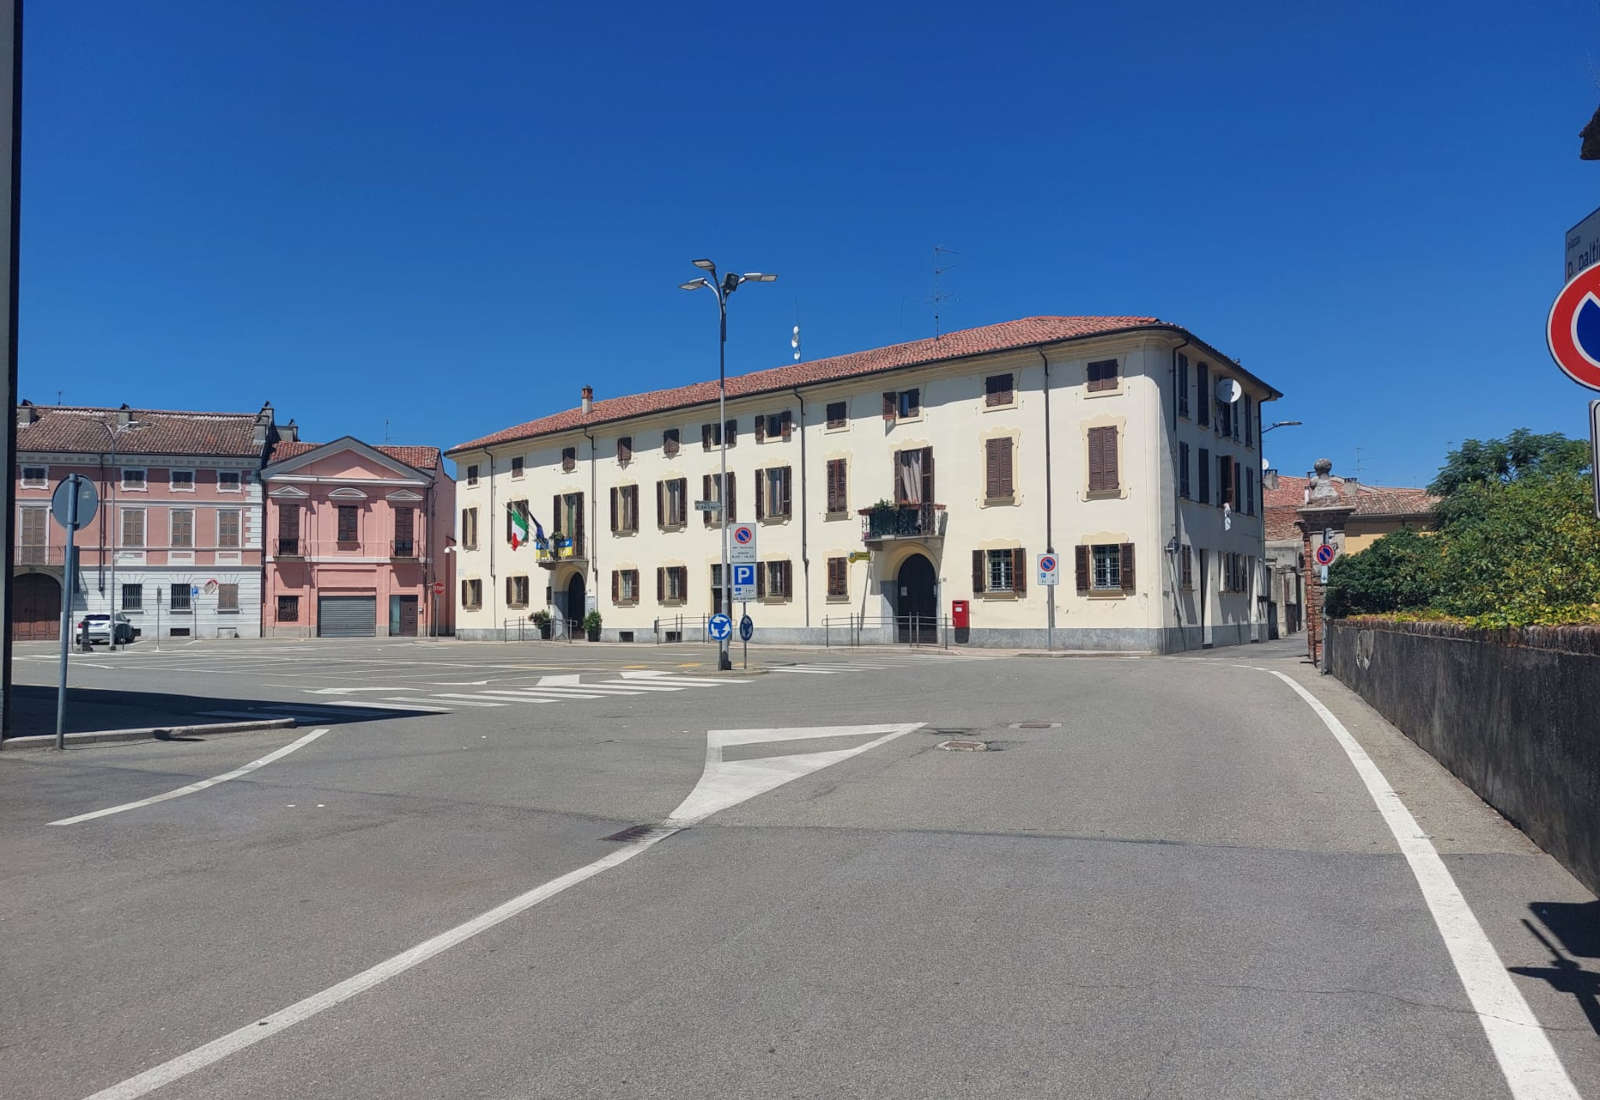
472;692;556;703
76;825;682;1100
590;681;685;692
621;673;748;687
420;695;508;708
1269;672;1578;1100
48;729;330;827
768;667;845;675
327;700;447;713
483;688;603;700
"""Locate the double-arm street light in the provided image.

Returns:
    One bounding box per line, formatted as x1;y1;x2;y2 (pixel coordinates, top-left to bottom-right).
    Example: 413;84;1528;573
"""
680;259;777;671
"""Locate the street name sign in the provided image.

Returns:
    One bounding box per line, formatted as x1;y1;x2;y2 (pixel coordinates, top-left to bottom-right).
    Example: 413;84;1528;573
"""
1547;262;1600;392
731;562;757;601
847;550;869;564
729;522;757;564
1567;204;1600;280
694;500;721;512
1036;552;1060;586
708;613;732;641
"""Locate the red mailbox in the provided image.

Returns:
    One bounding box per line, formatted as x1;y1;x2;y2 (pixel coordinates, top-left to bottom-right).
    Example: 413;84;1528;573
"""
951;599;970;629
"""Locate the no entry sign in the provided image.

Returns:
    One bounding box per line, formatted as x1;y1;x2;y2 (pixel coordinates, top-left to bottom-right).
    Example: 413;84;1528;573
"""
1547;262;1600;391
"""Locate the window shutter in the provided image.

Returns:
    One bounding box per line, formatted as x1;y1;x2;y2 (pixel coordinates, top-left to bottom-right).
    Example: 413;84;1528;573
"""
727;473;736;522
1075;546;1090;593
1012;547;1026;595
656;567;664;601
1089;427;1117;492
922;446;935;504
655;482;664;526
1234;462;1242;514
781;410;792;441
755;473;765;520
611;571;619;603
999;439;1013;496
781;467;792;516
755;415;766;442
782;560;792;597
1120;543;1136;593
985;438;1004;499
882;392;897;420
972;549;984;595
609;488;618;533
702;475;712;527
757;563;766;599
1198;449;1210;504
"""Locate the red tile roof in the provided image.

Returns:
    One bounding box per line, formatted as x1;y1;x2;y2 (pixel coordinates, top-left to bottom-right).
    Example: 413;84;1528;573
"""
267;438;441;472
449;315;1274;455
1264;474;1438;541
16;404;267;457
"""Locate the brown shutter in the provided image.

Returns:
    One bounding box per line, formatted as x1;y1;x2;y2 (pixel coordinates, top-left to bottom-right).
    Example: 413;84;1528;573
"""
1075;546;1090;593
702;475;712;527
755;415;766;442
1120;543;1136;593
882;392;897;420
782;560;792;597
922;446;935;504
985;439;1003;499
781;410;792;441
609;488;618;533
1234;462;1242;514
757;562;766;598
755;471;765;520
655;482;664;526
781;467;792;516
611;570;619;602
972;549;985;595
727;473;736;522
1012;547;1026;595
656;567;664;601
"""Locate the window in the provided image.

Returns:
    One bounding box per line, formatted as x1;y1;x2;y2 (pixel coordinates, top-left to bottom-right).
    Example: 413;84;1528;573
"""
1179;443;1191;499
701;422;720;450
617;436;632;464
122;507;146;548
972;547;1027;596
511;456;524;479
217;584;239;612
1177;354;1190;418
881;389;920;420
710;563;727;615
337;505;359;547
394;507;414;555
657;477;688;528
561;446;576;472
985;373;1014;406
1218;454;1235;508
1196;363;1210;426
170;469;194;492
1087;426;1119;494
825;459;847;516
1241;395;1253;448
21;465;45;488
827;557;848;599
826;401;847;429
218;509;241;549
278;504;300;553
19;506;46;562
985;438;1014;503
461;579;482;610
121;468;147;491
893;447;934;506
610;485;640;533
1181;546;1193;590
757;466;792;521
122;583;143;610
170;509;194;548
506;575;529;608
1217;392;1233;438
1198;448;1211;505
662;428;680;457
218;470;241;493
725;419;737;447
505;499;530;544
756;410;792;442
612;569;639;605
756;560;793;600
465;464;479;486
657;565;687;603
461;507;479;550
700;473;735;526
170;583;192;612
277;595;299;622
1077;543;1135;594
1087;359;1118;393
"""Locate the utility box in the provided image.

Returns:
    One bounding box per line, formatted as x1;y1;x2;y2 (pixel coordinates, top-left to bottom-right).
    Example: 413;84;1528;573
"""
951;600;970;630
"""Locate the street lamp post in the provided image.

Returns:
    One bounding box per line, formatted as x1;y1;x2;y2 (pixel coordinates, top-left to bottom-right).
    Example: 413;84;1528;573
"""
95;418;141;651
1260;419;1303;438
680;259;777;671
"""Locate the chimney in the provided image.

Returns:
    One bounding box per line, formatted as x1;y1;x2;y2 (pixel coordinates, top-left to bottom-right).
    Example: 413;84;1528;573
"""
1262;468;1278;491
116;402;133;428
1341;476;1359;501
253;402;275;447
580;385;593;415
17;399;35;427
283;418;299;443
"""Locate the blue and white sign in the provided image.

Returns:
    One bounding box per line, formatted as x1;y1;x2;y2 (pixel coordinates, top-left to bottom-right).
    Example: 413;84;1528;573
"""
739;614;754;642
729;522;758;564
708;613;732;641
731;562;757;601
1036;553;1059;587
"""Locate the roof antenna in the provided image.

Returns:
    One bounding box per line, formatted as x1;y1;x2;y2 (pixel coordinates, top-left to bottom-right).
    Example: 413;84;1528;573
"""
931;245;957;338
385;417;391;444
791;304;802;362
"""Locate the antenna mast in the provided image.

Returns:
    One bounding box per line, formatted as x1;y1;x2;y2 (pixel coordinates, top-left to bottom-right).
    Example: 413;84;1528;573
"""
931;245;957;338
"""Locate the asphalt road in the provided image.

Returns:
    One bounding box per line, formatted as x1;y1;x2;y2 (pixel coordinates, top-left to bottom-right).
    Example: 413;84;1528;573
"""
2;637;1596;1099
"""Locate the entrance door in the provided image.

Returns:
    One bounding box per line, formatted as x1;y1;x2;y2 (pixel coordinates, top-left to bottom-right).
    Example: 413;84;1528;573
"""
15;574;61;640
896;554;937;644
389;596;418;637
565;573;586;636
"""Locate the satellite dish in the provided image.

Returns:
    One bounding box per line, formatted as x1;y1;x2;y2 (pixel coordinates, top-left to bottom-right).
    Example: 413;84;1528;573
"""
1215;377;1242;404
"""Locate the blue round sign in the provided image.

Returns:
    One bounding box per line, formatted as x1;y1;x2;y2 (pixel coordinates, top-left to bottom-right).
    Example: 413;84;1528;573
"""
709;613;732;640
739;614;753;642
1314;543;1335;567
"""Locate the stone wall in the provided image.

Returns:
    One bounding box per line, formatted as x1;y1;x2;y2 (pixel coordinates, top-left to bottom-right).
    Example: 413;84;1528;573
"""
1327;619;1600;895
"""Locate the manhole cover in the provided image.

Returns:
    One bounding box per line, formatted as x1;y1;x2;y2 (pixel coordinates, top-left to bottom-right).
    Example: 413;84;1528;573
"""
937;739;989;752
931;727;973;736
1010;721;1061;730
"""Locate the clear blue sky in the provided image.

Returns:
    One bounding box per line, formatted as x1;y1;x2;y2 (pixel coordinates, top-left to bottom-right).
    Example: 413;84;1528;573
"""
20;1;1600;485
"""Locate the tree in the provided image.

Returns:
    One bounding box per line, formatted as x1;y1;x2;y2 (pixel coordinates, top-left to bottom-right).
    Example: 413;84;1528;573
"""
1324;529;1444;618
1427;429;1590;498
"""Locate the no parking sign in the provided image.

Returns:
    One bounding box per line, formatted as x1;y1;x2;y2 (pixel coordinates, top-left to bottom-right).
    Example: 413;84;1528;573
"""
1036;553;1060;587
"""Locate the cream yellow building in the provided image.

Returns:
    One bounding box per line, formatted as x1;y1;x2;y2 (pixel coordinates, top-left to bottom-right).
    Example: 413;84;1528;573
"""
446;316;1281;651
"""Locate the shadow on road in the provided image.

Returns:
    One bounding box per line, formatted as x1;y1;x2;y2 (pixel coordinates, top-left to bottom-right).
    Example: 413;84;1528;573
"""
1512;904;1600;1037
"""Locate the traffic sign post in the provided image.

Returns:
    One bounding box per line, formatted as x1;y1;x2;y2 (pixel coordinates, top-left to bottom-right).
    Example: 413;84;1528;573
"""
730;562;757;601
51;475;99;750
739;611;753;669
729;522;757;562
1036;552;1060;651
709;613;732;641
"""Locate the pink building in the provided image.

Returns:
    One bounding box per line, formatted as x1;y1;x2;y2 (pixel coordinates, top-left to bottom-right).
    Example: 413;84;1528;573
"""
262;436;455;638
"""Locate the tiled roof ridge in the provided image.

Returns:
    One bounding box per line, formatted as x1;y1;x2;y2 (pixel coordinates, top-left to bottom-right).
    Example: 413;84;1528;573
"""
447;314;1185;455
23;405;260;420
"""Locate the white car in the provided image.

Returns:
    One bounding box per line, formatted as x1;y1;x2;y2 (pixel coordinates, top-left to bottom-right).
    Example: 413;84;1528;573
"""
75;613;138;645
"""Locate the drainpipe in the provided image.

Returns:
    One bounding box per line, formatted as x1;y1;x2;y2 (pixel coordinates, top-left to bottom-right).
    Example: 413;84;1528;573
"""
1038;349;1055;651
791;387;810;629
1170;338;1191;650
487;447;498;634
584;426;597;621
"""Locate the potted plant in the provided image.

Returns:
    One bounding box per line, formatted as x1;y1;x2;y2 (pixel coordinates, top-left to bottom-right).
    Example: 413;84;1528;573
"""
583;609;603;642
531;609;552;640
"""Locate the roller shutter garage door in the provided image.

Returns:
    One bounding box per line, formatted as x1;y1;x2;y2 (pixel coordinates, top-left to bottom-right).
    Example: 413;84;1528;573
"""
317;595;376;638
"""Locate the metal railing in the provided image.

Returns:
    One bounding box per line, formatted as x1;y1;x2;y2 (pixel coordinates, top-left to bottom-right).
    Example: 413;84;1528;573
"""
823;613;950;648
392;538;415;558
860;503;943;542
652;613;715;645
500;616;582;642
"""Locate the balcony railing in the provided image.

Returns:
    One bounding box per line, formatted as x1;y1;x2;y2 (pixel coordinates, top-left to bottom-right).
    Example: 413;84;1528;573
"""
276;537;303;557
534;534;585;566
392;538;416;559
17;545;64;565
860;503;944;544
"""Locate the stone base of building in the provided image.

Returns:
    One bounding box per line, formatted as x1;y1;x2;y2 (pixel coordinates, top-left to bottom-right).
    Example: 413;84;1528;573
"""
454;623;1267;652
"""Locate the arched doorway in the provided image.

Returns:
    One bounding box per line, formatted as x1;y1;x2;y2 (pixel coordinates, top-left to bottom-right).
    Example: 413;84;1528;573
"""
565;572;587;636
15;573;62;640
896;554;937;643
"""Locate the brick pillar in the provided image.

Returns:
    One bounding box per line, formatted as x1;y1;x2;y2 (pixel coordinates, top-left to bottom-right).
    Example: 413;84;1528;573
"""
1296;459;1354;669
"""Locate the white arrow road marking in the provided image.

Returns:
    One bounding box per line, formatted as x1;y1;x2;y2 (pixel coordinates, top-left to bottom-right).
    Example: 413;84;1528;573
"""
488;688;607;700
77;721;919;1100
48;729;330;826
429;679;491;686
621;671;749;687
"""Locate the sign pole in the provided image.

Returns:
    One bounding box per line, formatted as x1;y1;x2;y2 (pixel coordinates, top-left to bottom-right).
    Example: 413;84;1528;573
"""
55;477;81;749
155;587;162;652
1046;585;1054;652
742;599;748;670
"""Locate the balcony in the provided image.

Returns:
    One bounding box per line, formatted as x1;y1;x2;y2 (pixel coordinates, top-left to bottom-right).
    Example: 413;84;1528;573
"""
534;534;585;568
276;537;304;559
860;502;945;547
18;545;64;565
391;538;416;560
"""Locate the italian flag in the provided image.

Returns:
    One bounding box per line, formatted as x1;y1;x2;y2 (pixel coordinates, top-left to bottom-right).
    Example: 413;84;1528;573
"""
509;505;529;549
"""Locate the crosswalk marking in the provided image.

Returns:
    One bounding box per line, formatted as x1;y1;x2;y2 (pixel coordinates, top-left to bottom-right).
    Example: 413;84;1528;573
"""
397;695;506;708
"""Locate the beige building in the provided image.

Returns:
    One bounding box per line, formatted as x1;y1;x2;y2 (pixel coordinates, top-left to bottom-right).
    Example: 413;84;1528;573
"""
446;316;1281;651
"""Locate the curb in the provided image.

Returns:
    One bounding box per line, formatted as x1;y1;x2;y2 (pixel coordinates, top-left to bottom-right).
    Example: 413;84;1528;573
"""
0;717;297;752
